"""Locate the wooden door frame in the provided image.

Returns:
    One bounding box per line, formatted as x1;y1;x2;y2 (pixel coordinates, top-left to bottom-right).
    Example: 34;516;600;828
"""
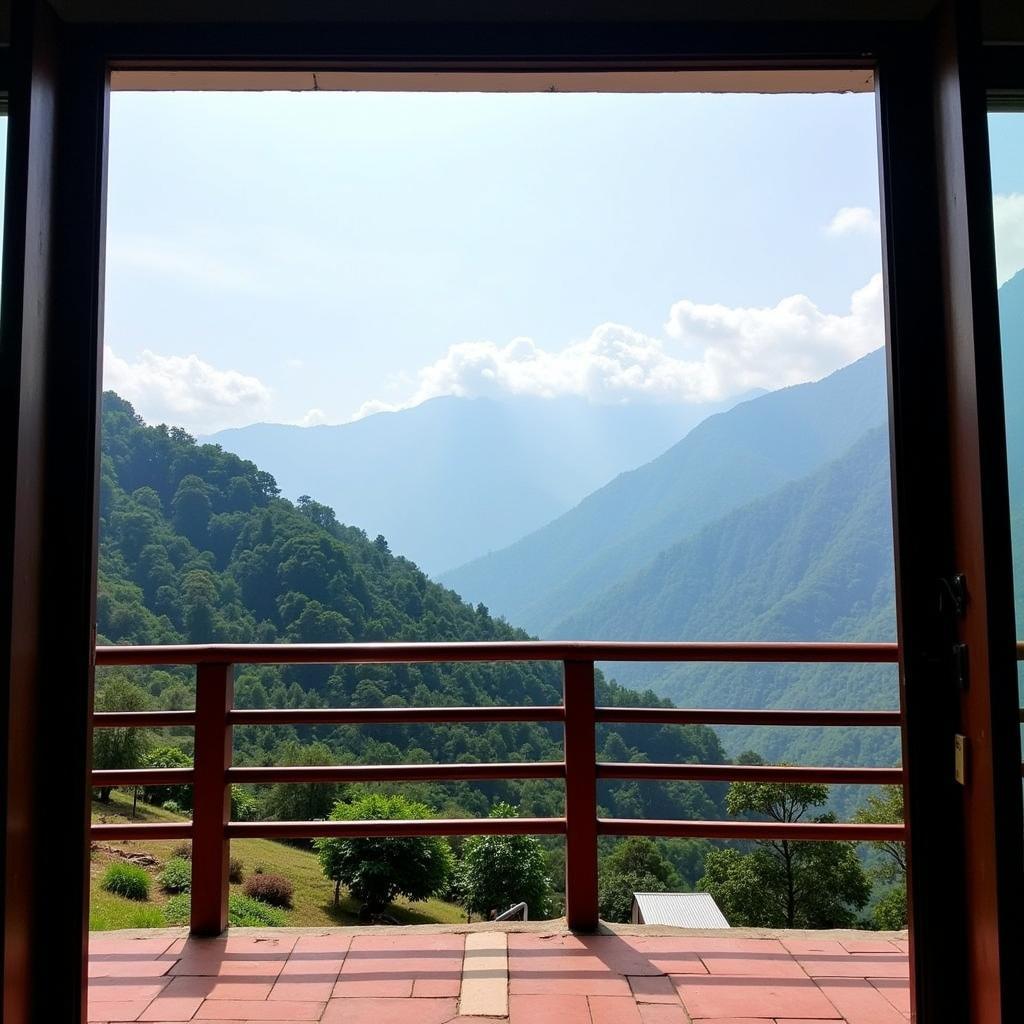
1;2;1020;1020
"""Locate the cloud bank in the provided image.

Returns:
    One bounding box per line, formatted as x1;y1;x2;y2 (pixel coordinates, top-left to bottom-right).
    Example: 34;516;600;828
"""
825;206;879;237
355;275;884;419
104;346;271;434
994;193;1024;287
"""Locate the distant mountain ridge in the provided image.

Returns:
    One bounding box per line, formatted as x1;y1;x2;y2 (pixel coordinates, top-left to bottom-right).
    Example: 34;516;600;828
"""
206;393;747;575
441;348;889;635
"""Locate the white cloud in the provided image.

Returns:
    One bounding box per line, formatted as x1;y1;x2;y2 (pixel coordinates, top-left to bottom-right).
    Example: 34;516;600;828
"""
993;193;1024;287
295;408;331;427
825;206;879;237
354;275;885;418
106;234;255;292
104;346;271;434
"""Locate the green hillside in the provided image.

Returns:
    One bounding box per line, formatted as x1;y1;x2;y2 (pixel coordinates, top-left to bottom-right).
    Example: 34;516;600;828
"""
558;427;899;769
97;392;729;828
441;348;888;635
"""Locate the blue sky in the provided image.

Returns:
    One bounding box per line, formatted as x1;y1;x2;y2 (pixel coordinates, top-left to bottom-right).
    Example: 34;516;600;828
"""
103;89;896;432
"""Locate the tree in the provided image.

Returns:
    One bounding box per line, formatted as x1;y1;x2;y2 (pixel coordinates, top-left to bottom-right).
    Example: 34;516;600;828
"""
262;741;342;822
458;803;554;920
853;785;905;881
92;677;152;803
140;746;193;810
313;793;453;913
698;778;870;928
598;838;680;923
854;785;906;930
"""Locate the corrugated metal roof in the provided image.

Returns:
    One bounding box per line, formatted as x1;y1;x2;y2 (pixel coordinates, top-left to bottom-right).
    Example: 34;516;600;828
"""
631;892;730;928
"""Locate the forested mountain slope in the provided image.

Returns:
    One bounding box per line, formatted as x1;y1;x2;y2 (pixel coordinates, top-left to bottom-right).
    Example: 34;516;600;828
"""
207;393;743;576
98;393;728;824
441;348;888;634
557;426;899;768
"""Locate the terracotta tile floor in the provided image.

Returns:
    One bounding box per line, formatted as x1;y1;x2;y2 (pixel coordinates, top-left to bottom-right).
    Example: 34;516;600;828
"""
87;926;910;1023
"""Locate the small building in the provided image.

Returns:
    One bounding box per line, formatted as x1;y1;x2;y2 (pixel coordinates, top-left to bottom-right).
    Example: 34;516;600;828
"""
630;892;730;928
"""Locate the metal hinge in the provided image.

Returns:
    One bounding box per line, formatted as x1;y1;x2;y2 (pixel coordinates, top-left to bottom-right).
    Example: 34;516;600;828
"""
938;573;968;618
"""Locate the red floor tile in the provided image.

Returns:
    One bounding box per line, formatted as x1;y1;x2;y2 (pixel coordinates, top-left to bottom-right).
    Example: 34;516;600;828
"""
629;974;681;1003
589;994;644;1024
321;996;459;1024
87;980;170;1003
697;950;806;978
868;977;912;1016
779;938;847;956
137;995;204;1021
637;1005;691;1024
193;999;325;1020
840;940;902;954
795;954;908;979
160;976;274;1001
672;974;842;1019
814;978;907;1024
87;999;154;1022
509;993;593;1024
332;935;462;998
168;958;286;979
89;960;175;979
90;936;182;958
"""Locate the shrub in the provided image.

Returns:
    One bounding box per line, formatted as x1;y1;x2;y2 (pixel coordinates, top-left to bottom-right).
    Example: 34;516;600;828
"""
163;893;190;925
315;793;453;912
161;800;181;815
458;803;554;919
101;862;151;901
229;856;245;884
163;892;286;928
171;841;192;861
242;873;293;909
228;893;287;927
158;857;191;894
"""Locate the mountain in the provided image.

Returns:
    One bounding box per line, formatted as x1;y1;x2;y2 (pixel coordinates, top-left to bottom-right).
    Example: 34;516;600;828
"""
98;392;730;828
205;394;746;576
441;348;889;635
560;426;900;770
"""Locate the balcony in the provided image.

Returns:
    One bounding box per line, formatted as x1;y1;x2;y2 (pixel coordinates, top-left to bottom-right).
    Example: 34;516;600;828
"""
88;640;911;1021
87;924;910;1023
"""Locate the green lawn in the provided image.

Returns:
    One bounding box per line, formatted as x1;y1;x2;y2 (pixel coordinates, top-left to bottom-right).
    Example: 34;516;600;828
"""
90;791;466;930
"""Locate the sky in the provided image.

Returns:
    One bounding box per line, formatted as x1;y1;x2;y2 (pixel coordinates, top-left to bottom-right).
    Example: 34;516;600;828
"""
98;88;1023;435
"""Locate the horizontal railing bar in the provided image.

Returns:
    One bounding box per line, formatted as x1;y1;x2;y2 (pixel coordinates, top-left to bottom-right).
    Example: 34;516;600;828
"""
595;707;902;727
227;762;565;784
226;817;567;839
228;705;565;726
91;768;194;787
92;710;197;728
95;640;899;667
91;823;193;840
596;762;903;785
599;819;906;841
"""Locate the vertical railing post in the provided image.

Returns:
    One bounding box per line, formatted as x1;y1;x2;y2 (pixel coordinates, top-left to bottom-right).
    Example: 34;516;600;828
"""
190;662;233;935
563;659;599;931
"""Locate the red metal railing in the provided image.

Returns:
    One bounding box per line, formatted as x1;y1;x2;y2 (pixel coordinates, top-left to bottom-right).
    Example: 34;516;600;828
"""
91;641;906;934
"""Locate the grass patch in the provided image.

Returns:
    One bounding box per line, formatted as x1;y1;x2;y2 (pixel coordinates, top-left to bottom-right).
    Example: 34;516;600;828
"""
90;791;466;929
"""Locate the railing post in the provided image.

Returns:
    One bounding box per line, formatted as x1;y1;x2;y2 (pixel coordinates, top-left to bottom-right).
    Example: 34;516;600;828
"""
190;662;233;935
563;659;599;930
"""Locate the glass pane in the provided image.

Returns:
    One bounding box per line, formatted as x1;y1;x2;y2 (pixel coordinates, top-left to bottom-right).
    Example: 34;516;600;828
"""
988;110;1024;810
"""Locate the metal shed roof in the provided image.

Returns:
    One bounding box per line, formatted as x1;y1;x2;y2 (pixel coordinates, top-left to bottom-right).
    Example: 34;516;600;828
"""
631;892;730;928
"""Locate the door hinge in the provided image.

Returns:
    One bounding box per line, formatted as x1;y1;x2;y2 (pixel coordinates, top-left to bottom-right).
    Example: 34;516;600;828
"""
953;642;969;690
938;573;968;618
